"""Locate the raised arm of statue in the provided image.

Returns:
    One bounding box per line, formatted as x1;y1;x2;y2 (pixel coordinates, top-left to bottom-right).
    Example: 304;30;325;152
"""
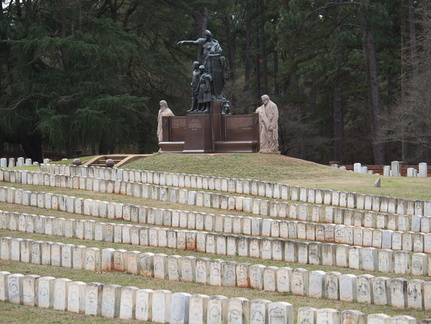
177;39;200;46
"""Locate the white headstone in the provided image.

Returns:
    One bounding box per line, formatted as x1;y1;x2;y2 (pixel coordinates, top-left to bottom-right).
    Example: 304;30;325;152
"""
152;290;172;323
23;274;40;306
38;276;56;308
207;295;228;324
419;162;428;177
135;289;153;321
228;297;250;324
53;278;71;310
85;282;104;315
8;273;24;304
102;284;122;318
119;286;139;320
268;302;293;324
67;281;86;313
189;294;209;324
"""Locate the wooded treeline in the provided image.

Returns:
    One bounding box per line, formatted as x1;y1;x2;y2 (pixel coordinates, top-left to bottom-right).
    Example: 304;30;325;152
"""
0;0;430;164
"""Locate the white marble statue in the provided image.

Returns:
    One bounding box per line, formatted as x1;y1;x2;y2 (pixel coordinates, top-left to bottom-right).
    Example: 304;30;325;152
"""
255;95;279;153
157;100;174;142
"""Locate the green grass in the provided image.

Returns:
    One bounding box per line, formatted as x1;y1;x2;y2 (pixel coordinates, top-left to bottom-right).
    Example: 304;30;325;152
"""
126;153;431;201
2;153;431;322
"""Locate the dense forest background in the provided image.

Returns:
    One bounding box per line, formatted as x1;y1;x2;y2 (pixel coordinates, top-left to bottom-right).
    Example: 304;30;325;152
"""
1;0;430;165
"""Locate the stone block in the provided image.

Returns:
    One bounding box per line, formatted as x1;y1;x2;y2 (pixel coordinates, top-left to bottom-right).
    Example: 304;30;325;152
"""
67;281;86;313
40;241;52;265
196;258;210;285
390;278;407;308
394;251;410;274
276;267;291;293
284;240;297;263
309;270;326;298
377;249;393;273
206;233;216;254
85;247;100;271
263;266;277;292
250;299;271;324
335;244;349;268
126;251;140;275
179;256;195;283
268;302;293;324
392;231;403;250
297;242;309;264
132;289;153;321
8;273;24;304
19;239;31;263
348;246;362;270
11;238;22;262
291;268;308;296
412;253;428;276
137;252;153;278
249;264;265;290
221;261;237;287
324;271;341;300
392;315;419;324
154;253;168;280
413;233;424;252
151;290;172;323
340;274;357;302
316;309;340;324
235;263;250;288
424;281;431;310
407;279;424;310
227;297;250;324
372;277;390;305
119;286;138;320
0;271;10;301
73;245;86;270
207;295;228;324
322;243;336;266
367;314;392;324
272;239;285;261
53;278;71;310
298;307;317;324
261;239;273;260
38;276;56;308
362;247;378;271
288;221;298;239
381;230;393;249
357;274;374;304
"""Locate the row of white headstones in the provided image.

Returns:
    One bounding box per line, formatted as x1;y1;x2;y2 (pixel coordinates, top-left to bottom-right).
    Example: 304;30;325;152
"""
1;163;431;323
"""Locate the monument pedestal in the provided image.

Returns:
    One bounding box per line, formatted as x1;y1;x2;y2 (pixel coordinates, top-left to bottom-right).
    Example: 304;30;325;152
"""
183;114;213;152
159;100;259;153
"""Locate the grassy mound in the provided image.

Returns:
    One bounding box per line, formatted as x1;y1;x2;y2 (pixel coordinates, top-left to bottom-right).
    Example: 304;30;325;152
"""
125;153;431;201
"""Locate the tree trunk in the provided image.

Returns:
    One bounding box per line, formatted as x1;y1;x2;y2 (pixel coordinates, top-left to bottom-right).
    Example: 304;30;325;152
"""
409;0;418;74
333;86;343;162
255;23;261;103
258;0;268;94
273;51;279;96
193;8;208;37
361;0;385;164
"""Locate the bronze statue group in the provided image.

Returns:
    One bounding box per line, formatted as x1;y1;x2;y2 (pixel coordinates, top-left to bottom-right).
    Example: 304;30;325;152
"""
178;30;226;113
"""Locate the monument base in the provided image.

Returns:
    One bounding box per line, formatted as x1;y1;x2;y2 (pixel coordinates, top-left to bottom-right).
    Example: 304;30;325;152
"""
158;141;184;153
183;114;213;153
214;141;258;153
159;100;259;153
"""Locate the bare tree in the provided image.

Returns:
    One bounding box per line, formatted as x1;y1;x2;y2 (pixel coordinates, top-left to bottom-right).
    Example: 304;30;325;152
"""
381;4;431;162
